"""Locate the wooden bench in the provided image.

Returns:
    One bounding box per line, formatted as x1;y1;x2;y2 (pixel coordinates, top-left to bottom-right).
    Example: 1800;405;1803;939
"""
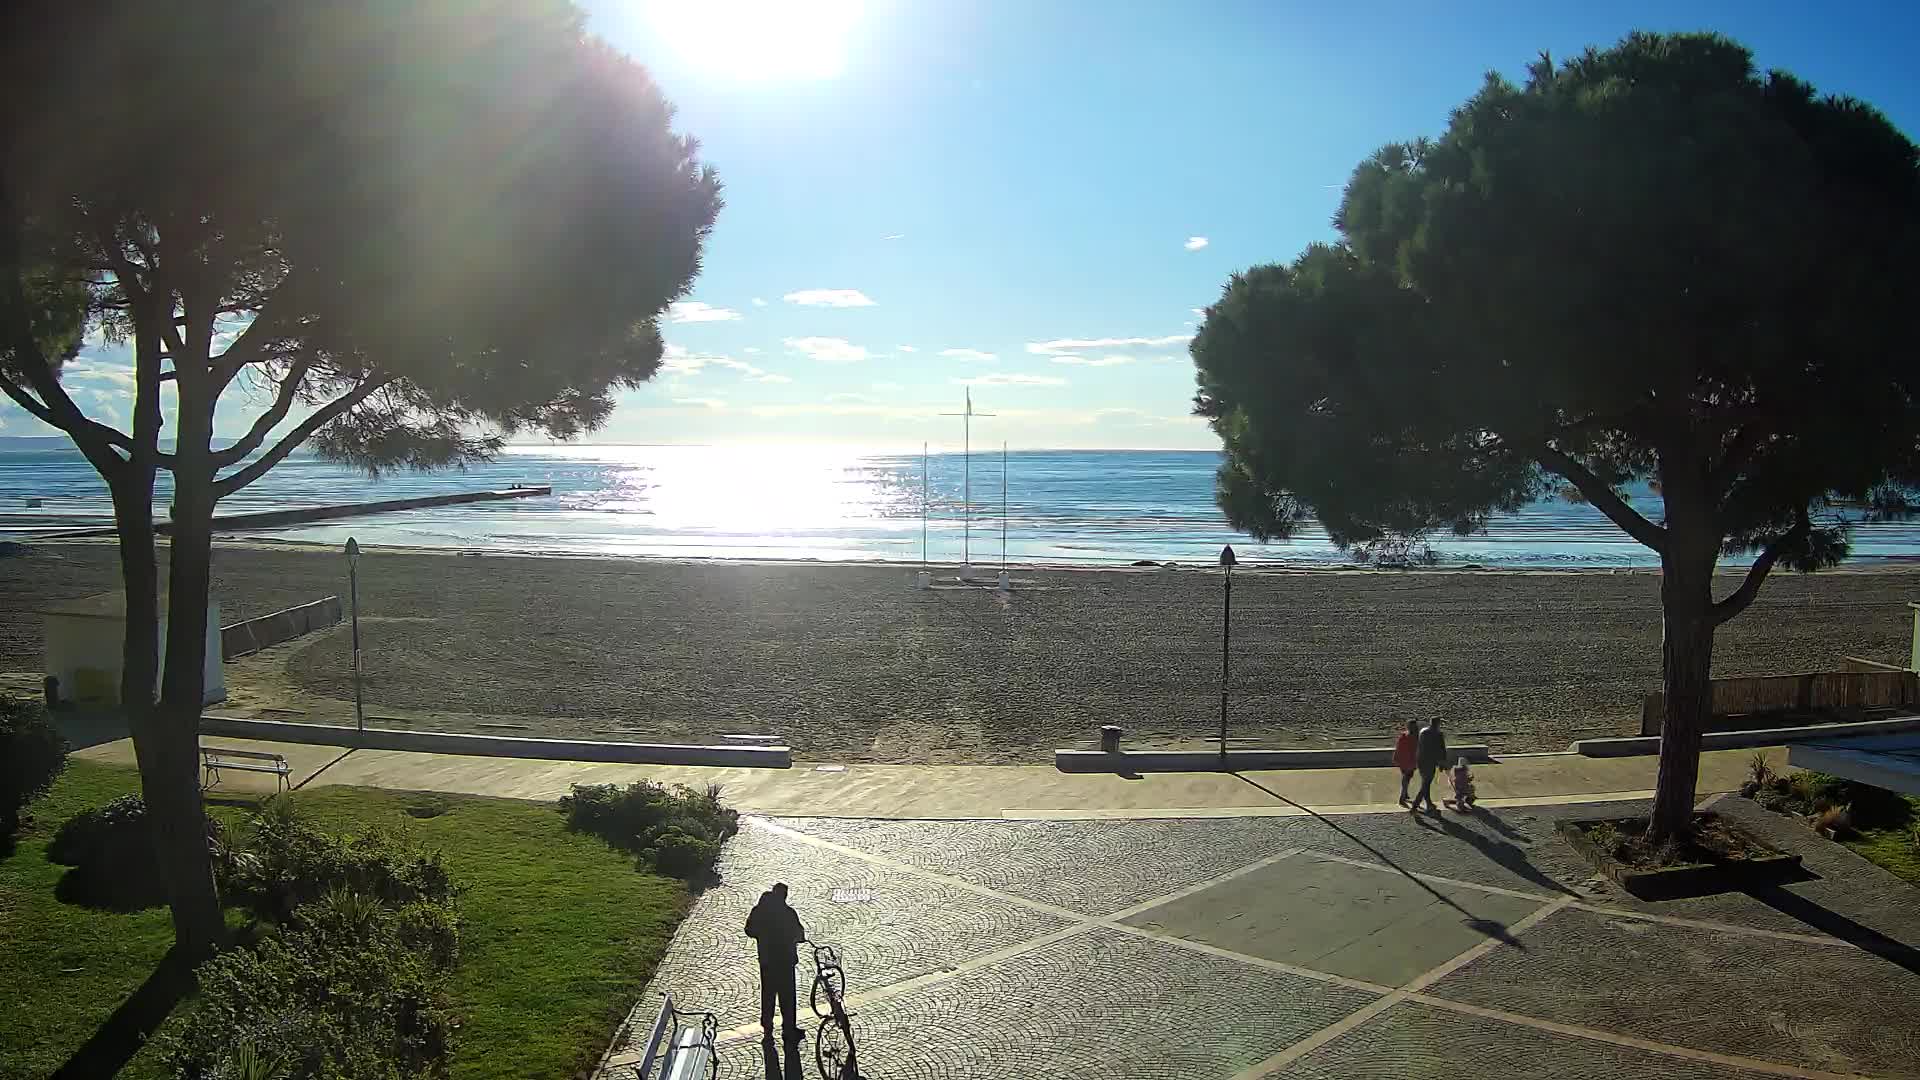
632;993;715;1080
199;746;291;792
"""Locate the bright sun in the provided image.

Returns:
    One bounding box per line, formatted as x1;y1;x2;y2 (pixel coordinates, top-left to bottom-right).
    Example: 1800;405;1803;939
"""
643;0;864;81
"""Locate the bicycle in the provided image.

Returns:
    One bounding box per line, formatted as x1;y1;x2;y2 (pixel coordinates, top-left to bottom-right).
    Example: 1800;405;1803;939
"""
806;941;862;1080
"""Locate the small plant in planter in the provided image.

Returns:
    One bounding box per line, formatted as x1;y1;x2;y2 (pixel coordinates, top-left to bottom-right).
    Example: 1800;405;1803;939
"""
1740;752;1775;799
1813;803;1855;840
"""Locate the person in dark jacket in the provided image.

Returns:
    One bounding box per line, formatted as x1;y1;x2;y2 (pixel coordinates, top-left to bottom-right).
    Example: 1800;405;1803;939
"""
746;882;807;1042
1393;718;1420;806
1412;718;1448;815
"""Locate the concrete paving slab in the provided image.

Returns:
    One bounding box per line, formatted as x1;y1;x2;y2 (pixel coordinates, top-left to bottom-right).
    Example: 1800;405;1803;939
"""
1428;905;1920;1076
1123;854;1548;987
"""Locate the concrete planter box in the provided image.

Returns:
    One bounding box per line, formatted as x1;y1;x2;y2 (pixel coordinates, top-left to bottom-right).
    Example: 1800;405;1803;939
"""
1557;812;1801;900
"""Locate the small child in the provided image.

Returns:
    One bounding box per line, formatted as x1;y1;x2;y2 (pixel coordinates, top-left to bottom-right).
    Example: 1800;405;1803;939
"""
1446;756;1477;812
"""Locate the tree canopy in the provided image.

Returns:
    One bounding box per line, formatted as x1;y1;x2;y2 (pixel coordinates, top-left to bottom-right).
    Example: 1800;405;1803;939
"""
0;0;722;957
2;0;720;478
1192;31;1920;839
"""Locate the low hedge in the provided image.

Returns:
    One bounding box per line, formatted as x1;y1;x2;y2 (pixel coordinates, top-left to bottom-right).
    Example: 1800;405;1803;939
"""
164;800;462;1079
46;794;229;911
0;695;66;837
557;780;738;882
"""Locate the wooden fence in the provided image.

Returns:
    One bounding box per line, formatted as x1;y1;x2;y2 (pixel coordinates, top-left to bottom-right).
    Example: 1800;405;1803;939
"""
1640;669;1919;735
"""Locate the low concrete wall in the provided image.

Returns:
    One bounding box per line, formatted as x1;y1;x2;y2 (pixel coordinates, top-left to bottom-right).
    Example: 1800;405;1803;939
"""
220;596;342;659
1055;743;1491;774
1575;714;1920;758
198;715;793;769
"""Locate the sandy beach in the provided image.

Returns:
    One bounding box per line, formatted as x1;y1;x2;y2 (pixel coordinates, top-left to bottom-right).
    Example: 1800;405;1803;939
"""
2;541;1914;763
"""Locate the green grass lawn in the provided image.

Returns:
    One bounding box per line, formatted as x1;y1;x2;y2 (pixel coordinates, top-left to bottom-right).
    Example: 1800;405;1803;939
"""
0;760;690;1080
1843;793;1920;886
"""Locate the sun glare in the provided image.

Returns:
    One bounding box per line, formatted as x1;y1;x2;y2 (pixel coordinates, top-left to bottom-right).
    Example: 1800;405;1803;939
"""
643;0;864;81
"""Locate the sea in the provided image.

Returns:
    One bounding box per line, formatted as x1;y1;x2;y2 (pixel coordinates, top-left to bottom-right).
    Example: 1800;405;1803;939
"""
4;442;1919;568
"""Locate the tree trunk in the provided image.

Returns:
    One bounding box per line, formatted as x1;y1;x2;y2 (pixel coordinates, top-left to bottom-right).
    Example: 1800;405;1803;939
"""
1648;546;1717;844
149;400;224;961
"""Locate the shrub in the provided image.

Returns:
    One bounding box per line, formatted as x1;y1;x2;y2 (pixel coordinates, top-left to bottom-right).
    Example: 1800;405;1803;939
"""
48;795;226;910
1814;803;1855;839
1747;751;1774;788
557;780;738;881
229;797;454;923
164;893;458;1080
0;695;67;836
165;805;462;1080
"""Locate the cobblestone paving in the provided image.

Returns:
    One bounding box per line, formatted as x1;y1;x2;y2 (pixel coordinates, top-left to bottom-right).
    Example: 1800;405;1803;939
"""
1269;1001;1786;1080
607;799;1920;1080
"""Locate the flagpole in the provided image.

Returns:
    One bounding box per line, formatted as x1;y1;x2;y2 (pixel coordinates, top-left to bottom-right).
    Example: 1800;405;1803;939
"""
1001;441;1008;570
921;441;928;568
963;388;971;569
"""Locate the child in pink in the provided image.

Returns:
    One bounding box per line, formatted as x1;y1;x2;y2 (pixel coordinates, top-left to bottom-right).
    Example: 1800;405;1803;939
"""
1447;756;1477;812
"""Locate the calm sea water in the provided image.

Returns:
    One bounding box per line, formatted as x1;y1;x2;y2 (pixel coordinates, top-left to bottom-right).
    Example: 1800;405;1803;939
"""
3;443;1917;567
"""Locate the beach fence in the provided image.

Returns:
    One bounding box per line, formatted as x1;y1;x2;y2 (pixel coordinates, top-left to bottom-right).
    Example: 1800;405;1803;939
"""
220;596;342;660
1639;669;1919;735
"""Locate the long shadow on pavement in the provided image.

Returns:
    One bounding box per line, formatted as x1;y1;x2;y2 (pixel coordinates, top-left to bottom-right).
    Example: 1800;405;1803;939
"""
1744;881;1920;979
1232;773;1532;948
1430;812;1579;899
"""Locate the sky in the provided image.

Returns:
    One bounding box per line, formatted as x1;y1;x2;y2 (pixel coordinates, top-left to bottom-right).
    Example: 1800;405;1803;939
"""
9;1;1920;452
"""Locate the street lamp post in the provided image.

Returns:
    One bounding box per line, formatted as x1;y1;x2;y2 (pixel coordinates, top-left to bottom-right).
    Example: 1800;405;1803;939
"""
345;537;364;737
1218;544;1236;770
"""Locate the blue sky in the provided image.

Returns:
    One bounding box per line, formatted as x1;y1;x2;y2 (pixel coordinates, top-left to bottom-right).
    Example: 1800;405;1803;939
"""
9;1;1919;451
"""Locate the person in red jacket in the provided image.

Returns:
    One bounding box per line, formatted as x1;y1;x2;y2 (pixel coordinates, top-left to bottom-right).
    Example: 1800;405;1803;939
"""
1393;718;1419;807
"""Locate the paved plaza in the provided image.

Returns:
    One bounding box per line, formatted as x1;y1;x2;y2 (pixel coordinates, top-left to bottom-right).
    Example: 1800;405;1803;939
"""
603;797;1920;1080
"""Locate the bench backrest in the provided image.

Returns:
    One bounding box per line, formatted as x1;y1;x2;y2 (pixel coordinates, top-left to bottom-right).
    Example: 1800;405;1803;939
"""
632;995;676;1079
202;746;286;764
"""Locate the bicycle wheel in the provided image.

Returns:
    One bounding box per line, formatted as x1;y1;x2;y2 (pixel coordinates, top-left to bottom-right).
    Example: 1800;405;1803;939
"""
815;1017;851;1080
810;965;846;1018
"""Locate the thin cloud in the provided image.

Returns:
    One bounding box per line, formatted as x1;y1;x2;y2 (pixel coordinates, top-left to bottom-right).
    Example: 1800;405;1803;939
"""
751;297;769;307
881;233;905;241
662;343;790;382
1190;308;1206;317
1184;236;1209;251
672;397;728;409
1026;334;1186;356
939;348;997;363
896;345;918;353
784;336;869;364
783;289;877;308
954;373;1067;388
743;347;763;354
1051;354;1133;367
828;392;874;403
666;301;742;323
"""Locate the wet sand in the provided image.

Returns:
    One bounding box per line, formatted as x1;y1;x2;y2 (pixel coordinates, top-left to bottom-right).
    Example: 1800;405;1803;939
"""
2;541;1913;763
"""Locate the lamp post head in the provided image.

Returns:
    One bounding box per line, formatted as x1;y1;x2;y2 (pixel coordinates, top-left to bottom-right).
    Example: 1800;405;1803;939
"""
1218;544;1236;569
345;537;360;565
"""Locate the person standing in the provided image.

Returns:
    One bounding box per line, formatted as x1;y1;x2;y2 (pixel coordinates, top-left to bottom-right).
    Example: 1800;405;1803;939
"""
1393;718;1419;806
746;882;806;1043
1412;717;1448;814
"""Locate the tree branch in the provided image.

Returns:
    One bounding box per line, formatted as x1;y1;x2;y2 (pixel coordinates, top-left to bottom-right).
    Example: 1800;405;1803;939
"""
210;356;312;467
1534;443;1668;553
1710;512;1811;626
1708;424;1766;496
212;374;395;499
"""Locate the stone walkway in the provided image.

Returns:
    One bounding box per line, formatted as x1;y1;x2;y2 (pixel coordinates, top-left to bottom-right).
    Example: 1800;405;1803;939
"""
603;797;1920;1080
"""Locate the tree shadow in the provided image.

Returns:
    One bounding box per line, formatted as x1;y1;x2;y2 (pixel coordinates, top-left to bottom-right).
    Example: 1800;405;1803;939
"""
1469;806;1531;844
1233;773;1527;949
50;945;197;1080
1743;881;1920;979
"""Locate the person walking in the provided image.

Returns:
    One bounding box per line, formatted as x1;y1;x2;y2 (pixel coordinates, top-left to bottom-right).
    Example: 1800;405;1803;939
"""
1393;718;1419;806
746;882;807;1043
1412;717;1448;814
